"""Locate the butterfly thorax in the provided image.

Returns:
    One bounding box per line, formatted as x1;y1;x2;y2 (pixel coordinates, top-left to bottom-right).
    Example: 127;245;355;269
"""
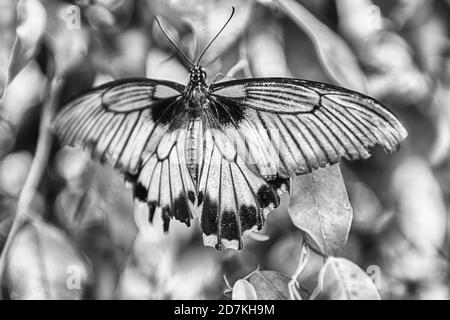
185;66;208;107
186;87;208;110
188;65;207;86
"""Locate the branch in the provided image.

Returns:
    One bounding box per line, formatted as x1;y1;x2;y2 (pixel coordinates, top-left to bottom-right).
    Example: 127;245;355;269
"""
0;77;63;297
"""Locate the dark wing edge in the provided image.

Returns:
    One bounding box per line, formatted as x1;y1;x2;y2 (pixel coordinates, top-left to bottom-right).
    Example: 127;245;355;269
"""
197;123;290;250
54;78;185;174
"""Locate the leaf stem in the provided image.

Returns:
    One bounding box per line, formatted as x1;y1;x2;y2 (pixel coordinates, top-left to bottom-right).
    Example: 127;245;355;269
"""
0;77;63;298
288;239;310;300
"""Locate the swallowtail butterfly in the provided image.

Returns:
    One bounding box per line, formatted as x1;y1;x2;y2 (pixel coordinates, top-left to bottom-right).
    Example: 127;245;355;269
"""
54;8;407;250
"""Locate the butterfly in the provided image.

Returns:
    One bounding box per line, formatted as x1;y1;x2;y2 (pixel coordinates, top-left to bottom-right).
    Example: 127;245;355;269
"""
54;8;407;250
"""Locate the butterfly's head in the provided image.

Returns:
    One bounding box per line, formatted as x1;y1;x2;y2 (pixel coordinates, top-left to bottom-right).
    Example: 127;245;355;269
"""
189;66;207;85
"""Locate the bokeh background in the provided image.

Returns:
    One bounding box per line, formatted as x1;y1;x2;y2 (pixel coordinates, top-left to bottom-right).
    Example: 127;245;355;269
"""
0;0;449;300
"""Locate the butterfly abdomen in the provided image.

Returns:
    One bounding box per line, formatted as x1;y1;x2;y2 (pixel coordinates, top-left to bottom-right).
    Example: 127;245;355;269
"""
185;116;204;183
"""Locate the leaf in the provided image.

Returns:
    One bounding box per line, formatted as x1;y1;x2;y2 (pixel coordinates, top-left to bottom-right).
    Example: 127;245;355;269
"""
264;0;368;93
7;0;47;85
392;157;447;255
430;84;450;165
0;0;18;98
82;0;134;33
146;48;190;83
55;155;138;252
0;118;15;158
86;4;117;30
0;208;14;249
336;0;429;102
1;61;45;127
288;165;353;256
345;172;389;234
248;271;292;300
315;257;380;300
165;248;221;300
149;0;254;63
117;229;175;300
112;29;149;77
0;151;33;197
232;279;257;300
335;0;382;43
4;220;91;300
247;20;293;77
46;3;89;77
380;232;445;285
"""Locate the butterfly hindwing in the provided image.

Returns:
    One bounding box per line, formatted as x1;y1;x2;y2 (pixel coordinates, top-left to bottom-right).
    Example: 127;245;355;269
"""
197;127;286;250
134;127;197;230
209;78;408;179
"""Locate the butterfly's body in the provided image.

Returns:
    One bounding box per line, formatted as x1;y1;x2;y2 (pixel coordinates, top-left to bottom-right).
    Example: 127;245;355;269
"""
172;67;209;183
185;114;204;183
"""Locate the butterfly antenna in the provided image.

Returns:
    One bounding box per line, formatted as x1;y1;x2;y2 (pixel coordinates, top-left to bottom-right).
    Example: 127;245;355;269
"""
154;16;195;67
196;6;235;65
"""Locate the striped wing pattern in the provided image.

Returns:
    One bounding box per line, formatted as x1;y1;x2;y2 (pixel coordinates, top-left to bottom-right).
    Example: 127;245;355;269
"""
54;78;184;175
54;76;408;251
210;78;408;179
134;126;197;230
197;124;289;250
54;78;199;229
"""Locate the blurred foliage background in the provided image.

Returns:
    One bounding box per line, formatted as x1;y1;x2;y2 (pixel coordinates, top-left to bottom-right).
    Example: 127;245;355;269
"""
0;0;449;300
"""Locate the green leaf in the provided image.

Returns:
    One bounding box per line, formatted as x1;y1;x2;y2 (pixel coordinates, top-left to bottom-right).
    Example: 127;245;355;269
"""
315;257;381;300
288;165;353;256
